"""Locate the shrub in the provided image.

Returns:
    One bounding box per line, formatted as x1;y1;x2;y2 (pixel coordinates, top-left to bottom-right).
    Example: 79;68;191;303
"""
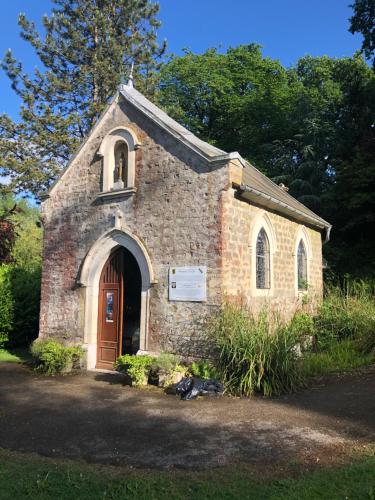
0;265;14;348
151;352;181;373
115;354;153;386
148;353;187;387
189;359;220;380
30;339;84;375
207;304;304;396
8;266;41;346
0;264;41;349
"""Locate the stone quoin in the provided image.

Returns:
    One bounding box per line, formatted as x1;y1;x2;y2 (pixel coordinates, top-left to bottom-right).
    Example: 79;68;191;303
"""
38;78;331;370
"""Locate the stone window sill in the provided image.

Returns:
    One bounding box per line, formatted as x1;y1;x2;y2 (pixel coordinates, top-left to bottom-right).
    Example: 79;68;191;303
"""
96;187;137;201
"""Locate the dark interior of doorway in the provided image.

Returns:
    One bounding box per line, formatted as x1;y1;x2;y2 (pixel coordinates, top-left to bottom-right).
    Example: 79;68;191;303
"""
122;247;142;355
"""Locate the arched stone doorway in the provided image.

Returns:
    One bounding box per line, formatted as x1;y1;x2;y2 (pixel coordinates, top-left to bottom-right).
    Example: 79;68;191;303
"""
79;228;155;370
97;247;142;369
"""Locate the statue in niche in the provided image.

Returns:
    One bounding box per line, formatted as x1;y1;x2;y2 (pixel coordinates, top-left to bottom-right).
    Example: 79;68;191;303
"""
113;142;128;189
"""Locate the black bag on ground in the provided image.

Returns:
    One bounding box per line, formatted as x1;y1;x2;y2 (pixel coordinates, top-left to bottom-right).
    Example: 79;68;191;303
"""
175;377;224;400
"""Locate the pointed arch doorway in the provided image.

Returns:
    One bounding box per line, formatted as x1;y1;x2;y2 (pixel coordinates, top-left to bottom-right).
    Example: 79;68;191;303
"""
79;228;155;370
97;247;142;369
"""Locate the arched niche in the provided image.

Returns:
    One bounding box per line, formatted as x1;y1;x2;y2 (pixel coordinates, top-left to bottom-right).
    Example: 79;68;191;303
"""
97;127;141;192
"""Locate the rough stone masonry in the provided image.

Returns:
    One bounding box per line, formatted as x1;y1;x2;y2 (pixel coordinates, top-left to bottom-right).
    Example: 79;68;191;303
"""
39;82;331;364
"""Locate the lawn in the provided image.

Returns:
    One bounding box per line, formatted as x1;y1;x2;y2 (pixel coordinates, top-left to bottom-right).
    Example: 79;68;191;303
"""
0;347;32;364
0;449;374;500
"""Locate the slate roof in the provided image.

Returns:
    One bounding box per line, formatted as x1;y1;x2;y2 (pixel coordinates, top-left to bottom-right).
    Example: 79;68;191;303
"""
240;160;331;231
120;85;226;158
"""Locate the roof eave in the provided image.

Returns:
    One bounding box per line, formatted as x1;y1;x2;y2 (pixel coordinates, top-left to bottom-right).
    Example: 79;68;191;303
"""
237;184;332;241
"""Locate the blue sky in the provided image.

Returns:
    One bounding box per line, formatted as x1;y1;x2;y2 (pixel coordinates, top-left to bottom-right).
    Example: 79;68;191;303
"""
0;0;363;120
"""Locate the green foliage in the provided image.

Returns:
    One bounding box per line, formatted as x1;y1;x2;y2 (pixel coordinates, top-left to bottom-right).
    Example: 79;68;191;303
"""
189;360;220;380
289;312;315;338
300;280;375;378
0;195;42;346
0;0;166;197
159;45;297;165
31;339;84;375
207;304;304;396
159;49;375;277
349;0;375;67
302;339;373;378
314;282;375;350
148;353;186;387
8;266;41;346
0;265;14;348
150;352;181;372
0;347;32;364
115;354;153;386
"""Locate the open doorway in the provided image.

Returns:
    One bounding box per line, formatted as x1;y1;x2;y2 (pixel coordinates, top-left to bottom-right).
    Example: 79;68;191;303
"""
97;246;141;369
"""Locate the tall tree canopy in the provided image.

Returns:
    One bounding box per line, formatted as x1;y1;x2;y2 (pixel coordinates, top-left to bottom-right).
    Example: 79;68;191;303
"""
349;0;375;67
0;0;165;197
158;46;375;277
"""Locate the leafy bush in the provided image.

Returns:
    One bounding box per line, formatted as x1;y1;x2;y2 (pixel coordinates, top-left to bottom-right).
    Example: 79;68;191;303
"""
0;265;14;348
189;359;220;380
115;354;154;386
0;264;41;348
30;339;84;375
150;353;181;373
207;304;304;396
8;266;41;346
148;353;187;387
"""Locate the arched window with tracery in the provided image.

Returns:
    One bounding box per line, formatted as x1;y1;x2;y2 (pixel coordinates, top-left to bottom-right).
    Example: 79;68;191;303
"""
297;239;307;290
113;141;128;189
256;228;270;289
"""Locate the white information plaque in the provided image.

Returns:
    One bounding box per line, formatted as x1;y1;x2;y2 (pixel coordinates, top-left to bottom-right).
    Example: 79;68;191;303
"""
169;266;207;302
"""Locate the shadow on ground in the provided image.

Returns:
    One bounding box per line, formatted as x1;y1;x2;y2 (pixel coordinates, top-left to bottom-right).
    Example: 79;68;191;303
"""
0;363;374;468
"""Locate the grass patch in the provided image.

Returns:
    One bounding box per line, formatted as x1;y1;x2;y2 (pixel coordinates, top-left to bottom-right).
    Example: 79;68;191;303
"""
0;449;374;499
0;347;31;364
302;339;374;378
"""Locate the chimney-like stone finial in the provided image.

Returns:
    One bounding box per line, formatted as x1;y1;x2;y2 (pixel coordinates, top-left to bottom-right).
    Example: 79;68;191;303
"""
118;63;134;92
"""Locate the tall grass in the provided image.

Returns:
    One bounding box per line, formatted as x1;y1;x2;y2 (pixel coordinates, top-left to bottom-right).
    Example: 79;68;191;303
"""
315;280;375;354
207;304;305;396
302;339;373;378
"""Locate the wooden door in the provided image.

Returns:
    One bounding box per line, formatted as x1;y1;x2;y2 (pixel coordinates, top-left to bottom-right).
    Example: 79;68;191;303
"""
97;248;124;369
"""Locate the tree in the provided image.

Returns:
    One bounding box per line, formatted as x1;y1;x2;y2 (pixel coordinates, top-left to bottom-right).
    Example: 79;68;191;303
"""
158;47;336;213
0;0;165;198
158;47;375;277
0;194;43;346
158;45;298;165
349;0;375;67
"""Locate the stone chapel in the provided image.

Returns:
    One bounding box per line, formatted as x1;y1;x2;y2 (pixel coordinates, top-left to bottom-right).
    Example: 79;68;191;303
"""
39;78;331;370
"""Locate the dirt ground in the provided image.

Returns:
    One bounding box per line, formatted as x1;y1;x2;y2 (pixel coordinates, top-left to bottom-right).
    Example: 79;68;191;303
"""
0;363;374;469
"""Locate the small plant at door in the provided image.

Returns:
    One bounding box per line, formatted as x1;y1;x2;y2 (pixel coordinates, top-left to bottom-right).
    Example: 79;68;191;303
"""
115;354;153;386
189;359;220;380
150;353;187;387
30;339;84;375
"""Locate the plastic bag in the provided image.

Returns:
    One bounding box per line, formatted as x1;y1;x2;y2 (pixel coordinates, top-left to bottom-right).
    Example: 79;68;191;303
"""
175;377;224;400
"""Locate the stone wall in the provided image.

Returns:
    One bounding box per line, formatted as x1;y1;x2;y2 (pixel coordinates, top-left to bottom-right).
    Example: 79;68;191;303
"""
40;94;228;356
221;187;324;318
39;92;325;362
